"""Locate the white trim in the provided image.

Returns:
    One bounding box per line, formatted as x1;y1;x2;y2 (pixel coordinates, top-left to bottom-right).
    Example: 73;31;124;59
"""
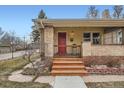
117;30;122;44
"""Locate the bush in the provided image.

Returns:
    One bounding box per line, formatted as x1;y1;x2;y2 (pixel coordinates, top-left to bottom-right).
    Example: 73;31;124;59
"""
22;57;52;76
36;57;52;72
83;56;124;68
21;67;50;76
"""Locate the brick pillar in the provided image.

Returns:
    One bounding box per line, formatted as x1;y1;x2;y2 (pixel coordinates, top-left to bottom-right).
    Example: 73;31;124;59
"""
82;42;92;56
44;26;54;57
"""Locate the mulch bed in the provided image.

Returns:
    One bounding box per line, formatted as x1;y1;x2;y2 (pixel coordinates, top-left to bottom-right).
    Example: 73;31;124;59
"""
85;81;124;88
86;67;124;75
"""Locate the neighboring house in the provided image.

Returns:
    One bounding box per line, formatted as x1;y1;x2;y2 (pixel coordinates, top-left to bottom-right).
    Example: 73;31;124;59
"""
0;45;11;54
0;44;17;54
33;19;124;75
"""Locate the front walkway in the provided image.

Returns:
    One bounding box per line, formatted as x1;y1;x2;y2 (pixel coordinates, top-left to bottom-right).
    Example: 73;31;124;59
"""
53;76;87;88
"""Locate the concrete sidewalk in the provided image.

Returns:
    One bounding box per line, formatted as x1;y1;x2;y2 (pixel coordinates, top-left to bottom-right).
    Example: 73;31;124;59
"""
53;76;87;88
0;51;25;61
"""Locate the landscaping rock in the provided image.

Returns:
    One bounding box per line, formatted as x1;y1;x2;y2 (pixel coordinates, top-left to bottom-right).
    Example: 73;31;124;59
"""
8;74;34;82
91;65;107;69
11;70;23;75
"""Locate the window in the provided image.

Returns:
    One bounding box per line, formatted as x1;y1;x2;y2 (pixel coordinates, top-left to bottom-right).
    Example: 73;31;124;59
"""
83;32;100;44
93;33;100;44
83;33;91;41
117;31;122;44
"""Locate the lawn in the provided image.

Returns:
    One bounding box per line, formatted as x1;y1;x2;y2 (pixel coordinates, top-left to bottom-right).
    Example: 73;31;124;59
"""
0;53;51;88
0;80;51;88
86;81;124;88
0;53;40;76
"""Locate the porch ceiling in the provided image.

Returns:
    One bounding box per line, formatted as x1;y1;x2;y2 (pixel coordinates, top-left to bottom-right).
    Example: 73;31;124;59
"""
41;19;124;28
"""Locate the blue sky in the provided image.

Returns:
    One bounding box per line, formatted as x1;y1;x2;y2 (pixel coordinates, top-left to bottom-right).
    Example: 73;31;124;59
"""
0;5;114;38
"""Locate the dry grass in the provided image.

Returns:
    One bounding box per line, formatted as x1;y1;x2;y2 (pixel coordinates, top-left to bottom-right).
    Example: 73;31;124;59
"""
0;80;51;88
0;54;52;88
0;53;40;76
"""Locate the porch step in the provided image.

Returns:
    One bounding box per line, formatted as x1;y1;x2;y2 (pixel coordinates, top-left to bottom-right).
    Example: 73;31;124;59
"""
53;63;84;66
52;65;85;70
53;58;82;61
51;58;87;76
51;70;87;76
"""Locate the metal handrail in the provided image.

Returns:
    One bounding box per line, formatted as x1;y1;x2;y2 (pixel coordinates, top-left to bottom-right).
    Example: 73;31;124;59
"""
54;44;81;56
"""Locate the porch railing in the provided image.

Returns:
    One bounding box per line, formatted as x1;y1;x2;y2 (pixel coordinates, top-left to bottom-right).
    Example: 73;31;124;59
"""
54;44;81;57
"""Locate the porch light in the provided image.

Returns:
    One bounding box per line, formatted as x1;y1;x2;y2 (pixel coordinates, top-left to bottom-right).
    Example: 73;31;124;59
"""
70;31;74;36
70;31;75;42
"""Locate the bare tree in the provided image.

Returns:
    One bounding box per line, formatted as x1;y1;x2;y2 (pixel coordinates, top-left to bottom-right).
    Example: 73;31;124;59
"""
102;9;111;19
113;5;123;19
23;42;47;82
87;6;99;19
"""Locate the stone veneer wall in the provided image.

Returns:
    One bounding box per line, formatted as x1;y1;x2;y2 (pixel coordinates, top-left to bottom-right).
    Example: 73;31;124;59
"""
82;42;124;56
91;45;124;56
44;27;54;57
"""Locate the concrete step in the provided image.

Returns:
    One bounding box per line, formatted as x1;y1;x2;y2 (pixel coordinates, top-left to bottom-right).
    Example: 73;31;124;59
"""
53;60;83;63
51;57;87;76
51;73;87;76
53;63;84;66
53;58;82;61
51;70;87;76
52;65;85;70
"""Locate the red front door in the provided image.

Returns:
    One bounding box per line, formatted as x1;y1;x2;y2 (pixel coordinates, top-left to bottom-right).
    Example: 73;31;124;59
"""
58;32;66;55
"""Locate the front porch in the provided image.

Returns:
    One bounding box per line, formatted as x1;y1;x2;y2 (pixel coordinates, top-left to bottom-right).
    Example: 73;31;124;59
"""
53;27;103;57
53;27;124;57
43;27;124;58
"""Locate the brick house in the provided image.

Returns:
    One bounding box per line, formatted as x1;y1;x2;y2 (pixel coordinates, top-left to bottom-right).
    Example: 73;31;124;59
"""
33;19;124;75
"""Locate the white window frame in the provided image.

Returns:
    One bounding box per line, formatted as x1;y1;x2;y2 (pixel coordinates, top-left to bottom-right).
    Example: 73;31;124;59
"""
117;30;122;44
83;32;100;44
83;32;91;42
